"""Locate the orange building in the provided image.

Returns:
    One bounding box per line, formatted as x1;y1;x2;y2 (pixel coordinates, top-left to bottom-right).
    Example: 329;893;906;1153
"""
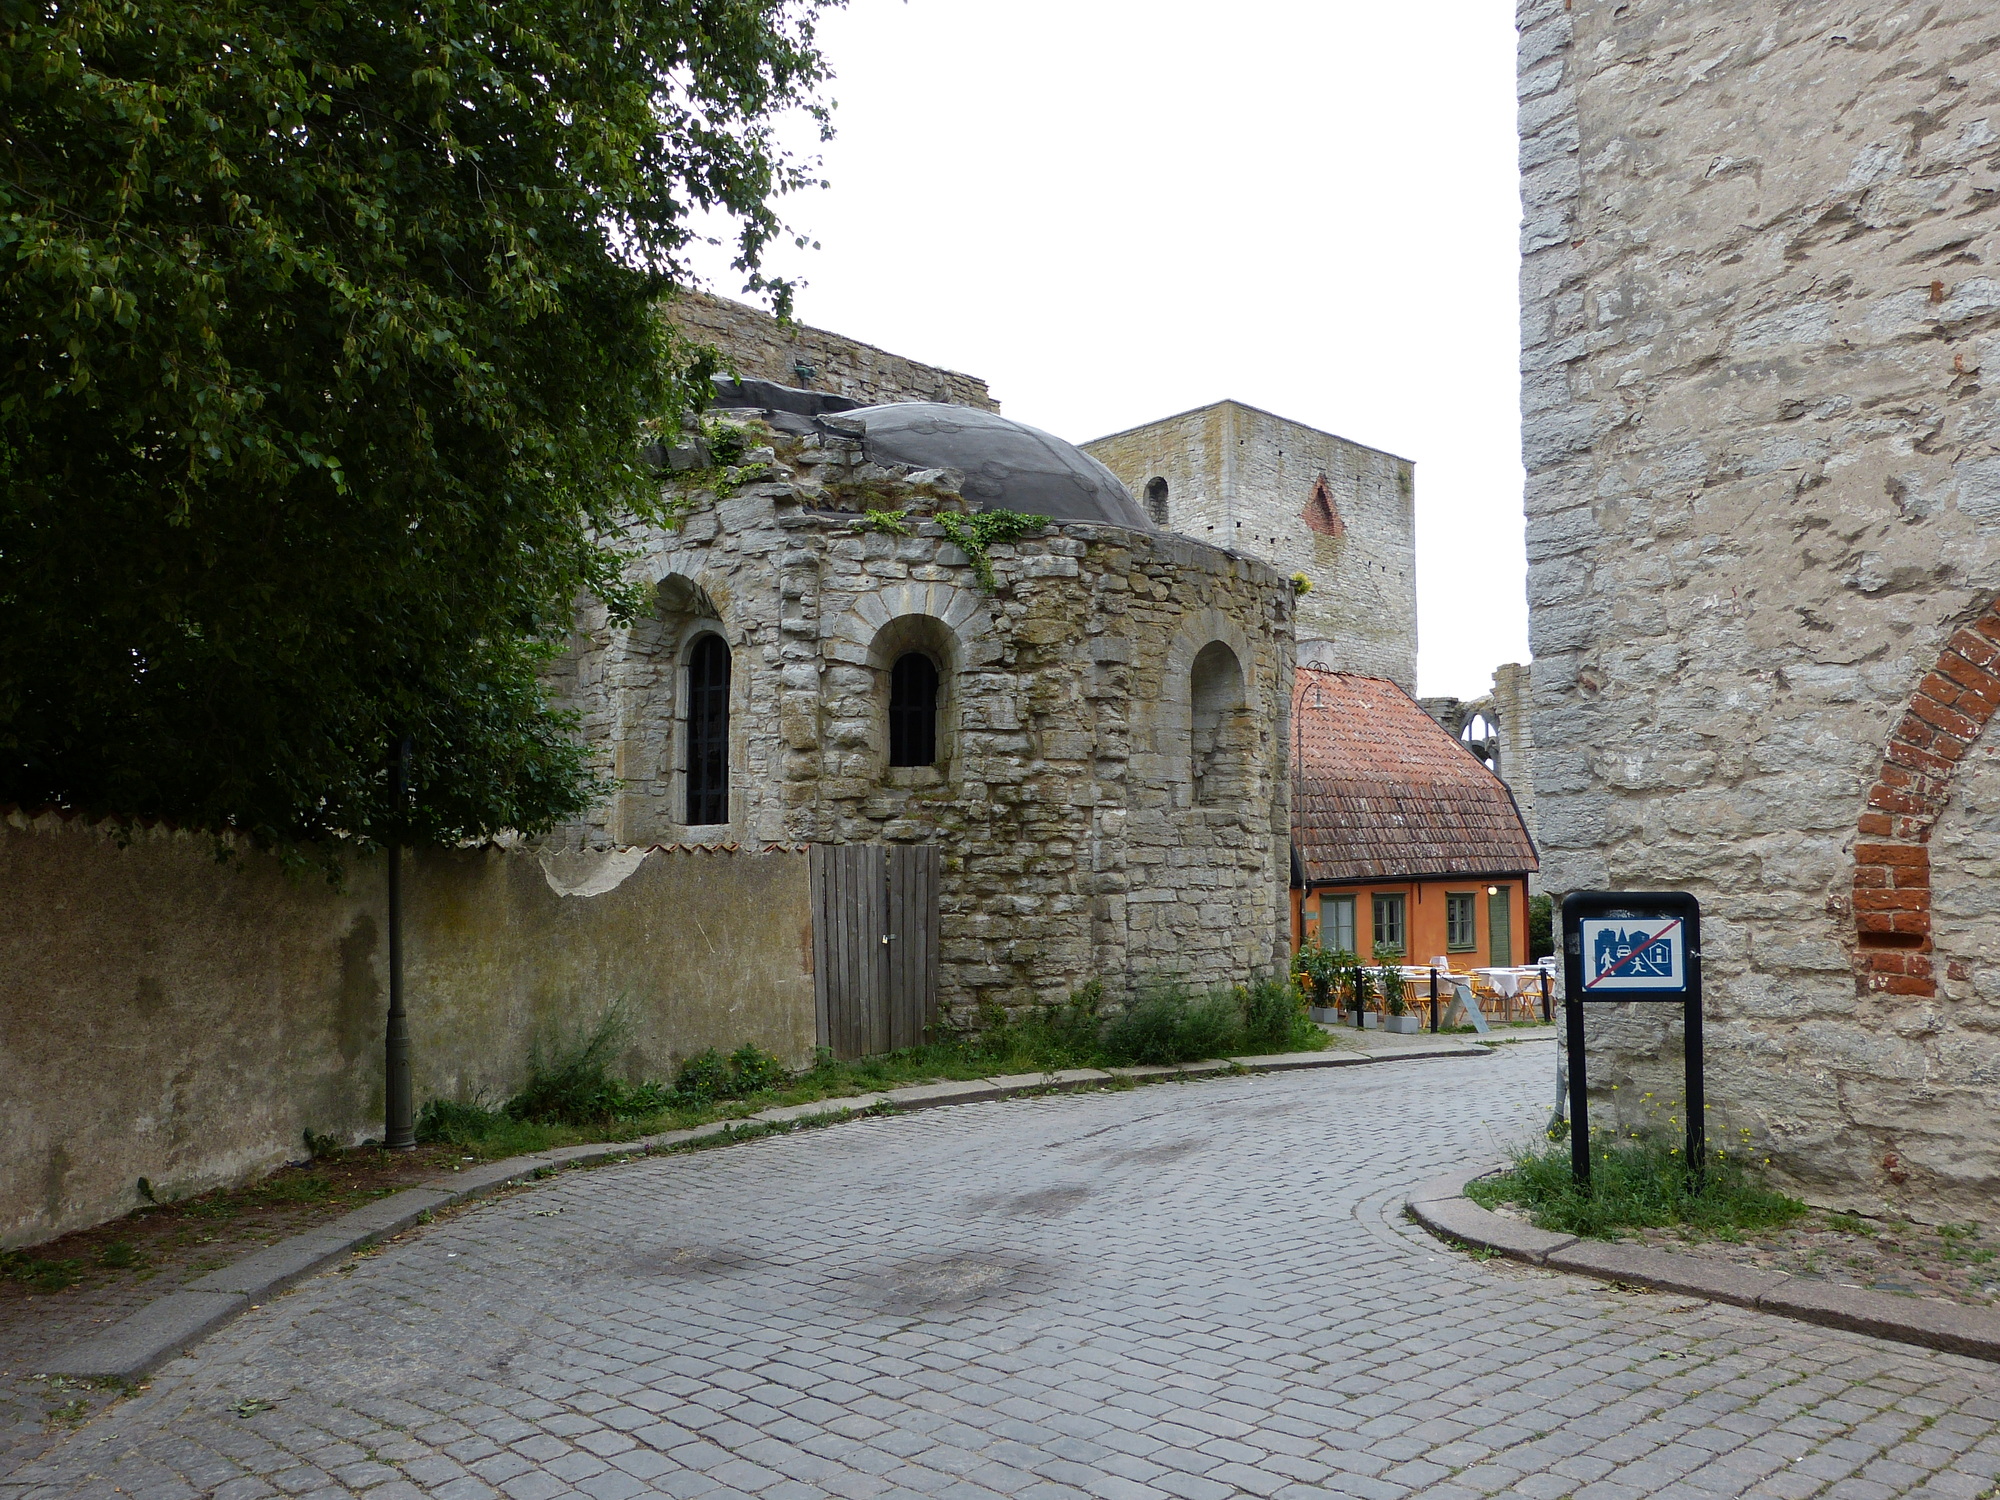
1291;670;1538;967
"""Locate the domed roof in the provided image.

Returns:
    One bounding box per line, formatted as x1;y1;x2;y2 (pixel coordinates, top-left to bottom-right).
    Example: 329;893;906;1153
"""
829;404;1154;531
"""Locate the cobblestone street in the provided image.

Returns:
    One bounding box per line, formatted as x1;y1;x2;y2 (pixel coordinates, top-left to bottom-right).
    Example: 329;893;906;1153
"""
9;1046;2000;1500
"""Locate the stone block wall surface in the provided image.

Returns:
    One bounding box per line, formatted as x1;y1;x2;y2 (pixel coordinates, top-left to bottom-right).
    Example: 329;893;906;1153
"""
552;420;1297;1015
1520;0;2000;1217
665;291;998;411
1084;402;1418;692
0;818;814;1247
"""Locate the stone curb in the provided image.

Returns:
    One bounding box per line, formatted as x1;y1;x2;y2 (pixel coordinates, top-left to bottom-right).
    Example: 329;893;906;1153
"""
46;1041;1492;1380
1407;1182;2000;1363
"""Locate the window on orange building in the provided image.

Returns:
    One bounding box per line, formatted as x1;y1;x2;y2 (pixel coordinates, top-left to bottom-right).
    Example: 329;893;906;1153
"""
1446;893;1477;952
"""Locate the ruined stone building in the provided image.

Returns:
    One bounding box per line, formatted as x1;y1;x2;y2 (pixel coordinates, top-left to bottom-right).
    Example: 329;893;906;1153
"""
1084;403;1419;692
1422;662;1541;890
1519;0;2000;1218
550;309;1296;1021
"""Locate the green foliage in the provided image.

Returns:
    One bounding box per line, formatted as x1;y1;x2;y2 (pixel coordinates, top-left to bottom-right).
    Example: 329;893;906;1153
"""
96;1240;143;1270
1529;893;1554;960
414;1097;506;1148
1469;1130;1807;1240
672;1043;787;1104
1377;963;1408;1017
855;508;912;536
1291;941;1343;1006
1240;978;1319;1051
933;509;1048;592
0;0;837;852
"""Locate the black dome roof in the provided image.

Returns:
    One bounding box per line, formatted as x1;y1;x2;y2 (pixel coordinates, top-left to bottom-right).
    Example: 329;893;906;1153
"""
704;379;1152;531
831;404;1153;531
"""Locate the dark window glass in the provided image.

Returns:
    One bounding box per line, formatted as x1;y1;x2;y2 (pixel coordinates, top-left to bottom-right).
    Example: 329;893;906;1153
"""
686;634;730;824
889;653;939;767
1372;893;1405;955
1447;893;1477;951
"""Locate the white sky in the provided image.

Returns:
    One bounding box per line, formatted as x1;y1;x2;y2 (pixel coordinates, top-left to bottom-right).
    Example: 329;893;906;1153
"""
688;0;1527;700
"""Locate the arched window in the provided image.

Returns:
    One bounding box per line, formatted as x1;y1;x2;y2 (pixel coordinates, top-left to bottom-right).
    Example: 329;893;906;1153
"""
889;652;939;767
1145;476;1170;526
685;633;730;824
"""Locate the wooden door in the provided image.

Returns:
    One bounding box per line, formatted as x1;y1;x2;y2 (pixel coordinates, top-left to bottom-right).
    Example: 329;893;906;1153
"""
810;844;938;1059
1487;884;1513;968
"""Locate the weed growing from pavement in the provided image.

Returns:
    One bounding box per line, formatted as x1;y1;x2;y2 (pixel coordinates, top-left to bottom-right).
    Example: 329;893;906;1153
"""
1469;1126;1806;1240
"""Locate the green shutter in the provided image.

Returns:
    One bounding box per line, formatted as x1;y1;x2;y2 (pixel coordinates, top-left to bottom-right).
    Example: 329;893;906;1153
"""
1487;886;1512;967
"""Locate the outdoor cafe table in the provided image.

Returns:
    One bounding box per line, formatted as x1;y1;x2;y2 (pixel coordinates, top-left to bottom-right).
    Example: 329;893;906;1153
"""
1472;966;1553;998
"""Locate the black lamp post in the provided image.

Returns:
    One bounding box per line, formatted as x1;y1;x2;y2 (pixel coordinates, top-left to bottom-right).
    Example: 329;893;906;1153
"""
384;736;415;1149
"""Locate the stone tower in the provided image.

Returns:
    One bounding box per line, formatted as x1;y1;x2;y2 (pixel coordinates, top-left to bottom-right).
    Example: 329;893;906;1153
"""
1084;401;1418;693
1520;0;2000;1218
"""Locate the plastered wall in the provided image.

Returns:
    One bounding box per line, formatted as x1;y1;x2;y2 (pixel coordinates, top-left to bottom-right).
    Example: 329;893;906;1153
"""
1;816;813;1246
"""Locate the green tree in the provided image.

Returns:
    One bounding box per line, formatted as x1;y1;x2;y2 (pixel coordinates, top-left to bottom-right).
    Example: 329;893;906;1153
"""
0;0;834;852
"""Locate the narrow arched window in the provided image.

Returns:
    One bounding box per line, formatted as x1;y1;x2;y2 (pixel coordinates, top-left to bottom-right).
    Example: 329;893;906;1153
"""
685;633;730;824
1145;476;1169;526
889;652;939;767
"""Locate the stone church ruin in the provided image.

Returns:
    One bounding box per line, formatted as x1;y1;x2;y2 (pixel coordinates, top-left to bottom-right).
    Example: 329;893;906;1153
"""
554;309;1302;1019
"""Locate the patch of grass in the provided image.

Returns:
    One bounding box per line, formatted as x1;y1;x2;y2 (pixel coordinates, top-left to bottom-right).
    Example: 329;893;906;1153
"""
1468;1129;1806;1241
96;1240;143;1270
0;1250;85;1292
416;977;1325;1155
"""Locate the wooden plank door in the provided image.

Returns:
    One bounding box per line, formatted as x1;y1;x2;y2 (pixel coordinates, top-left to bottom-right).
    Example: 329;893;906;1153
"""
1487;884;1513;968
811;845;938;1059
886;845;939;1051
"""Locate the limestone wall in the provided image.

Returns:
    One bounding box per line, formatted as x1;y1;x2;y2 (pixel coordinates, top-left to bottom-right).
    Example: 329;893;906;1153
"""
665;291;998;411
1085;402;1417;692
1519;0;2000;1217
0;816;813;1247
553;423;1297;1012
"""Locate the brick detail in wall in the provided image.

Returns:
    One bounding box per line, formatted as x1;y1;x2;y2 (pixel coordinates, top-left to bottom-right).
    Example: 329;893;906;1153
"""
1854;602;2000;996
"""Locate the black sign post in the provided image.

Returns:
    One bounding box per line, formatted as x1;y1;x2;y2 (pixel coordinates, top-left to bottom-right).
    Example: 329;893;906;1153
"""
1560;891;1703;1191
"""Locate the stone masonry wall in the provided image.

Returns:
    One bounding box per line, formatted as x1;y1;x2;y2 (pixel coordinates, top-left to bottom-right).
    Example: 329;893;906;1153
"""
1085;402;1417;692
551;421;1296;1015
664;291;998;411
1520;0;2000;1218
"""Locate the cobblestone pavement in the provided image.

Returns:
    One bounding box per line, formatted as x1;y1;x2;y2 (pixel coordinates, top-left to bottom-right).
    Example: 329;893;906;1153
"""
9;1046;2000;1500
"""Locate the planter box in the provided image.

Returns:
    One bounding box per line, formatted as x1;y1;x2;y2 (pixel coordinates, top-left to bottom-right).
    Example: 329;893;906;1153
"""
1382;1015;1422;1034
1309;1006;1342;1025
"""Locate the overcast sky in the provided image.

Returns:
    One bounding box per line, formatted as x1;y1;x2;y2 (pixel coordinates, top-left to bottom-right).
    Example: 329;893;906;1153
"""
689;0;1526;701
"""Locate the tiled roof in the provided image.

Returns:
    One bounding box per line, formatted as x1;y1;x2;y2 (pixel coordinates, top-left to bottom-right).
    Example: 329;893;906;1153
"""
1292;669;1538;884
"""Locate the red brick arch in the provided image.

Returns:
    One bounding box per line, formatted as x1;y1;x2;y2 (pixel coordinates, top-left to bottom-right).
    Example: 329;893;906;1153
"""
1854;601;2000;996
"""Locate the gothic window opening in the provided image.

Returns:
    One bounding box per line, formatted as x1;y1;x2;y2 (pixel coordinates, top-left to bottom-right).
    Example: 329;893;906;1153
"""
889;652;939;767
1145;476;1170;526
686;633;730;825
1303;473;1346;539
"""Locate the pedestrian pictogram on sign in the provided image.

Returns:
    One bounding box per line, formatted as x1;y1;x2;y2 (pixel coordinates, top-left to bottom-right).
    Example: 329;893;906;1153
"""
1580;917;1686;994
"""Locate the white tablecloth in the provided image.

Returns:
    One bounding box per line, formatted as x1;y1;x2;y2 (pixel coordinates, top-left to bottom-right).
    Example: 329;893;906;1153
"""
1473;966;1552;998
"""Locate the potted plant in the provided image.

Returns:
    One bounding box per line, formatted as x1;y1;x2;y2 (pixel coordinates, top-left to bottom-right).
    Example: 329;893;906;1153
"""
1297;944;1352;1024
1378;962;1421;1033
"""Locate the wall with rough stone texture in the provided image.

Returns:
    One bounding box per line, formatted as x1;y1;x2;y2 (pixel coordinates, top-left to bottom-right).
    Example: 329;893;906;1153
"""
0;817;813;1247
550;420;1297;1013
1084;402;1417;692
1519;0;2000;1218
664;291;998;411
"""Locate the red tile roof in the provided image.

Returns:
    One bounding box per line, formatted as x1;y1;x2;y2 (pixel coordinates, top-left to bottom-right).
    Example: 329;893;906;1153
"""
1292;669;1538;884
